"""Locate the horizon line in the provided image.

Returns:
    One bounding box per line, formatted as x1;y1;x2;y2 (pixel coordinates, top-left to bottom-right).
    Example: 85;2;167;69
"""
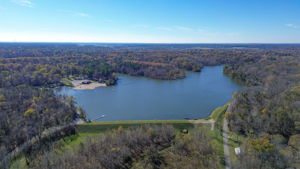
0;41;300;45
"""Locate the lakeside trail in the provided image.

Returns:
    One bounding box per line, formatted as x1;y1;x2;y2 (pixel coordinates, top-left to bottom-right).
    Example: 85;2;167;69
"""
223;104;232;169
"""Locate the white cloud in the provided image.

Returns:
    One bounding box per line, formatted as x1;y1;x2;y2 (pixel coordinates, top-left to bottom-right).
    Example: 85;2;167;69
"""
285;23;298;29
73;12;90;17
155;27;173;31
174;26;193;31
60;10;91;17
11;0;34;8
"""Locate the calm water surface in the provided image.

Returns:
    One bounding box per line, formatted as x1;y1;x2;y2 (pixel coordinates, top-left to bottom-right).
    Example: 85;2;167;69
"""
58;66;241;121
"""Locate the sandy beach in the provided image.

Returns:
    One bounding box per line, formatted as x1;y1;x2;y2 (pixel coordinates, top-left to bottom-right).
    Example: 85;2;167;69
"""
72;80;107;90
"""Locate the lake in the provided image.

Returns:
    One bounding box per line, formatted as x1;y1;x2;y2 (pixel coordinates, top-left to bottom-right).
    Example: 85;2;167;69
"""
58;66;241;121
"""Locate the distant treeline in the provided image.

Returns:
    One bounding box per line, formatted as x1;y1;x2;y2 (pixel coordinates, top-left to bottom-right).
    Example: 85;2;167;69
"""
1;43;300;168
2;44;295;87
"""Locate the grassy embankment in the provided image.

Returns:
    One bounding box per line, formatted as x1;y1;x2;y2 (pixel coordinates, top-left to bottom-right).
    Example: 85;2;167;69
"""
10;105;231;169
210;103;246;164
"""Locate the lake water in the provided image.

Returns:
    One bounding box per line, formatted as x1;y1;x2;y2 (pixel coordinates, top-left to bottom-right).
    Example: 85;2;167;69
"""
58;66;241;121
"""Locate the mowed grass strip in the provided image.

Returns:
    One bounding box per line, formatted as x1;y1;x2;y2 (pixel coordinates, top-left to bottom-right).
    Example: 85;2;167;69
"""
77;120;193;134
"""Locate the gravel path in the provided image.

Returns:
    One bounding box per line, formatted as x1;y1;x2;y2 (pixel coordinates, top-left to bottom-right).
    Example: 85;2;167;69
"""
223;118;232;169
223;104;232;169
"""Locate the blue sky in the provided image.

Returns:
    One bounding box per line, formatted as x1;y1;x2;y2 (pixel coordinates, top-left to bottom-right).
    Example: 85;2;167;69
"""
0;0;300;43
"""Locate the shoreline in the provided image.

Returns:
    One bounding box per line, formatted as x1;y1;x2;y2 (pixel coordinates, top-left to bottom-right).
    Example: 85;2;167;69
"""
81;103;229;125
71;80;107;90
73;82;107;90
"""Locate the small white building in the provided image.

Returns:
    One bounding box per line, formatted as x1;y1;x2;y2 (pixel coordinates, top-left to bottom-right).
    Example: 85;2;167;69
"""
235;147;241;155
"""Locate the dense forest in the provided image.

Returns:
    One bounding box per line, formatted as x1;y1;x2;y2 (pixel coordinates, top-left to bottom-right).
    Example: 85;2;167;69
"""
0;87;79;167
0;43;300;169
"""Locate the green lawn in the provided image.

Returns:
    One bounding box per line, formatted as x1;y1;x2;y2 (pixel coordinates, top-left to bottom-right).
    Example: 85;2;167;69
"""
78;120;193;133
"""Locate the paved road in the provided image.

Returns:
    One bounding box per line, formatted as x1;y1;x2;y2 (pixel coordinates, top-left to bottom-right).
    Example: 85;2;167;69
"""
223;104;232;169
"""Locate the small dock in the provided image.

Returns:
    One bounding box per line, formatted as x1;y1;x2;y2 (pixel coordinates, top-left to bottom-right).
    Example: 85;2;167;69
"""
93;114;106;121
